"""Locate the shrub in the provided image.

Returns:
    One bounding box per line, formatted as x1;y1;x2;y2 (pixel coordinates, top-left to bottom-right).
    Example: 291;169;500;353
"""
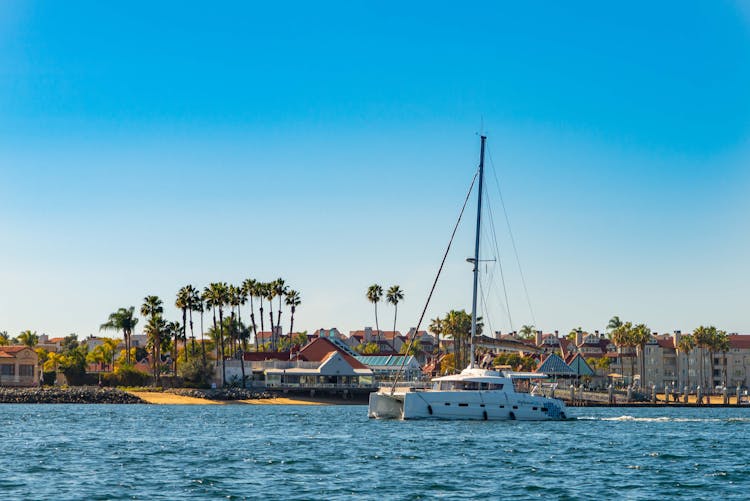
42;371;57;386
113;366;151;387
178;357;214;388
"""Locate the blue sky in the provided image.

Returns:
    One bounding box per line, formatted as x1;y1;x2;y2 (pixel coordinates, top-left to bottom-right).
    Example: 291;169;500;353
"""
1;1;749;339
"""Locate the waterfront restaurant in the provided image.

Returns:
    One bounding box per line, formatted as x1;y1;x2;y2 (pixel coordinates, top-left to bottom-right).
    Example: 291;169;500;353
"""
264;350;374;388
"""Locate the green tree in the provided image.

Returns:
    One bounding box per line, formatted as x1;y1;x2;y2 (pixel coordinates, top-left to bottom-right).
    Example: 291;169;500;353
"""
677;333;695;389
440;309;482;370
256;282;269;349
100;306;139;365
0;331;9;345
693;325;713;389
429;317;443;355
264;282;277;351
17;330;39;347
386;285;404;346
519;324;535;340
367;284;384;345
176;286;193;365
141;295;165;385
242;278;261;352
607;316;623;332
610;322;635;380
204;282;229;385
285;290;301;337
357;342;380;355
145;314;169;385
631;323;651;386
399;338;422;356
273;278;288;341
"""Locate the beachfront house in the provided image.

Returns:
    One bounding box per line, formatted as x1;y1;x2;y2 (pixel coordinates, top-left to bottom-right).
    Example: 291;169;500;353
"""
0;346;40;387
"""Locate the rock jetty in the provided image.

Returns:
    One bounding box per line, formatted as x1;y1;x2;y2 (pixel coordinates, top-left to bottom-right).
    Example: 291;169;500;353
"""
166;388;275;401
0;387;146;404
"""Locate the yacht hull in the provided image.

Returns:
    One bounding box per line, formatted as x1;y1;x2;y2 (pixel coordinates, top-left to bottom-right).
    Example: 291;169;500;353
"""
369;390;567;421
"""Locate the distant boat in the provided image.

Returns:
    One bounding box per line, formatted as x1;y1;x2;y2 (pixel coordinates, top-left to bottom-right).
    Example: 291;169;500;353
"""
368;136;568;421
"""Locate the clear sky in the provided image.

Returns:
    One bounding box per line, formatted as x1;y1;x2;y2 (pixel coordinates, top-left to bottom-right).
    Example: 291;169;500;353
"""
1;1;749;340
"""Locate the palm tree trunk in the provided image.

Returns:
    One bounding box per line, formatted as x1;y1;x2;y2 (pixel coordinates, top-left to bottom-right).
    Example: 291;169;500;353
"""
277;295;283;335
188;308;194;362
392;304;398;353
219;308;226;386
200;309;206;364
374;302;380;346
250;296;259;352
289;307;295;342
259;302;265;349
268;301;275;351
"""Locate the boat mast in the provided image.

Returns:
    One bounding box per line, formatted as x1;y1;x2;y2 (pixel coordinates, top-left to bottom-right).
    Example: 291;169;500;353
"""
469;135;486;369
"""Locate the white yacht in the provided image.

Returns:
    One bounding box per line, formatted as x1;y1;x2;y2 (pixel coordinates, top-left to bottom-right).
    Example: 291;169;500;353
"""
368;135;568;421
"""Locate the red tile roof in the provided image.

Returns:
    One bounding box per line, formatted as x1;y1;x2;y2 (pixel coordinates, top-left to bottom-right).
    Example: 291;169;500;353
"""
729;335;750;349
0;346;30;355
242;351;291;361
298;338;367;369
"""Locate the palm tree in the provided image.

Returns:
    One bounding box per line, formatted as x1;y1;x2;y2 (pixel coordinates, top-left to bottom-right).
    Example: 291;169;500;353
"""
693;326;712;390
716;330;730;388
141;295;164;382
519;324;535;339
141;295;164;320
100;306;139;365
0;331;9;346
631;323;651;387
429;317;443;356
176;286;192;369
611;322;634;381
190;288;206;364
235;285;248;351
205;282;229;385
257;282;268;349
228;284;242;357
677;333;695;389
366;284;384;344
607;316;623;332
285;290;301;337
17;330;39;348
273;278;288;339
386;285;404;351
242;278;260;352
145;314;168;385
183;285;200;361
265;283;277;351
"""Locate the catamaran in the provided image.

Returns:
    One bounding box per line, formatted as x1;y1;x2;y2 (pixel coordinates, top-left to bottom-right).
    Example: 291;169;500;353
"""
368;136;568;421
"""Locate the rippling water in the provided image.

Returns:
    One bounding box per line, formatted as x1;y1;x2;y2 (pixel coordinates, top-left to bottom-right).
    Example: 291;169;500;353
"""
2;404;749;499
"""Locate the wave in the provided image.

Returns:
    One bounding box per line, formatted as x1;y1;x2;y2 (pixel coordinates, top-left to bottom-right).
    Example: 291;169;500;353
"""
576;415;750;423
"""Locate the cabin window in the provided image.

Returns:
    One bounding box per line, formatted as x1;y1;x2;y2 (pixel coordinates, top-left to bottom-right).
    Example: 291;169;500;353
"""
541;408;548;412
499;405;505;408
444;403;450;406
458;403;469;407
512;405;518;410
480;404;485;407
532;407;538;411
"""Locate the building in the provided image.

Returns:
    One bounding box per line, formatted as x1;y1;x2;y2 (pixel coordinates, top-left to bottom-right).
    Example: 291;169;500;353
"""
355;354;422;381
0;346;39;387
221;338;375;389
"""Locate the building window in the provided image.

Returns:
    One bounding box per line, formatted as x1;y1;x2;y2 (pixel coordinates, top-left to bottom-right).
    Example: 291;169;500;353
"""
0;364;15;376
19;365;34;377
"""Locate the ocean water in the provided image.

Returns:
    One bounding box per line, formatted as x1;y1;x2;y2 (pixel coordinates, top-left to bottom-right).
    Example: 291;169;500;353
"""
1;404;749;500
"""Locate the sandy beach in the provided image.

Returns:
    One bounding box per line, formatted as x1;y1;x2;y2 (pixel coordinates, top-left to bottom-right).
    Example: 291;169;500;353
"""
128;391;329;405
